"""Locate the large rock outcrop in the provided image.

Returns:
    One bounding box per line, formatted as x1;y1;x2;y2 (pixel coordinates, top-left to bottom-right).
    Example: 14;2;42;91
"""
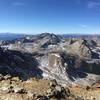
36;52;86;85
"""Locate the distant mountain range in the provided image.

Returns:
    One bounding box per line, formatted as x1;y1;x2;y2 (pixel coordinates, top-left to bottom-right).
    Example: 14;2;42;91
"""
0;33;100;40
0;33;26;40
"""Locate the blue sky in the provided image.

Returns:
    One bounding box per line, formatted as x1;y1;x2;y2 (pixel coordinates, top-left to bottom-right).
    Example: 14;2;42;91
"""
0;0;100;34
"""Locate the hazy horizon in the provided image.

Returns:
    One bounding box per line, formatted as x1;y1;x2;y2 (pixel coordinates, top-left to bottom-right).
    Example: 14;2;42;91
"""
0;32;100;35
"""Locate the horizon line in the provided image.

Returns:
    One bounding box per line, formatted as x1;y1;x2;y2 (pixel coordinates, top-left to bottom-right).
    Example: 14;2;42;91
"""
0;32;100;35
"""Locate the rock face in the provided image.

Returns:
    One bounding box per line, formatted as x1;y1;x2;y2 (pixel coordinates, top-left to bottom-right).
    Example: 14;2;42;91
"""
68;39;100;75
37;37;100;85
1;33;100;85
68;39;100;59
0;47;42;80
38;52;70;84
0;33;100;99
69;39;91;58
80;59;100;75
37;52;87;85
35;33;61;48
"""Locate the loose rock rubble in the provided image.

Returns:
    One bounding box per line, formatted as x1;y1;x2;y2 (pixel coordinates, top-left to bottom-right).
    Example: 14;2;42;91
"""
0;75;84;100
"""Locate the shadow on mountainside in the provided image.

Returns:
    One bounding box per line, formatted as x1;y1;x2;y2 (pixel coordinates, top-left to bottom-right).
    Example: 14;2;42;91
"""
0;47;43;80
61;52;88;81
80;59;100;75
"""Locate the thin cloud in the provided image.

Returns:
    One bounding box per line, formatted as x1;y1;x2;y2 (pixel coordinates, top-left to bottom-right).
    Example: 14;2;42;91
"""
79;24;88;28
75;0;100;9
11;2;25;6
88;1;100;9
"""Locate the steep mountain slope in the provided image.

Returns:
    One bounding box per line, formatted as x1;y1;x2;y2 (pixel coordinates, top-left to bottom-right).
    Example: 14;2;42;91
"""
0;33;100;100
0;33;100;85
0;47;42;80
66;39;100;59
1;33;61;53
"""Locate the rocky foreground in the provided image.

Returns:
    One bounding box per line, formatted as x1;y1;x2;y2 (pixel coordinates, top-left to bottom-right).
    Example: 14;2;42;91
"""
0;74;75;100
0;33;100;100
0;74;100;100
